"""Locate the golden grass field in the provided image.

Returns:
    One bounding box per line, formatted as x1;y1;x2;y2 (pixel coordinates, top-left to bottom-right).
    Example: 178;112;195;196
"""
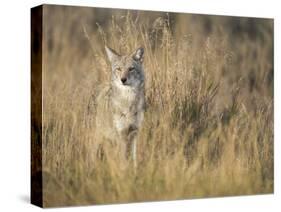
39;5;273;207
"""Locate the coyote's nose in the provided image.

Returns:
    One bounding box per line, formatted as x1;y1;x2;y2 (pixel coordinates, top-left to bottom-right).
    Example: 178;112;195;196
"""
121;77;127;84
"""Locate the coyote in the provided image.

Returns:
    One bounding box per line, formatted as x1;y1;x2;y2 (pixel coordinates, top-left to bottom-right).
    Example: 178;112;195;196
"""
95;46;145;167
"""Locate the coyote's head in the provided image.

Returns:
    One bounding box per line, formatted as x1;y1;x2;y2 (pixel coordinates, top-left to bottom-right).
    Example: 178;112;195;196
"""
105;46;145;88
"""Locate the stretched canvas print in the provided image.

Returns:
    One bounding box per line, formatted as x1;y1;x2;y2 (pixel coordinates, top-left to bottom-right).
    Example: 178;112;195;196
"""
31;4;274;208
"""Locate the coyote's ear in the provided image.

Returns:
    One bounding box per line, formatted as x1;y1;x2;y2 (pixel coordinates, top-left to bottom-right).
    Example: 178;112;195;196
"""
132;47;144;63
105;46;120;63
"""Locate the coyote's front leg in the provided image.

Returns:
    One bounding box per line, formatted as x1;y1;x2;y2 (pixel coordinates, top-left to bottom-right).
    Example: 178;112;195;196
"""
131;136;137;168
120;126;138;168
128;125;138;168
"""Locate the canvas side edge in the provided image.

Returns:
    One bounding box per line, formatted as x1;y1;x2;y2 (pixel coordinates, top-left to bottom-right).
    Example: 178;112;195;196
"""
31;5;43;208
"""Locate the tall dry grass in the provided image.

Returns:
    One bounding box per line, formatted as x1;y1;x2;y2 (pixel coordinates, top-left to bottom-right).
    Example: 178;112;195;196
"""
41;5;273;207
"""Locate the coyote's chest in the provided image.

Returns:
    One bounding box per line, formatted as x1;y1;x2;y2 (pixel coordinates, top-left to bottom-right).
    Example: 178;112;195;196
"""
111;86;144;135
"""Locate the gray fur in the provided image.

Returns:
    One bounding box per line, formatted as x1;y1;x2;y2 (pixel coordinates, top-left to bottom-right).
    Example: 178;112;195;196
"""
95;46;145;167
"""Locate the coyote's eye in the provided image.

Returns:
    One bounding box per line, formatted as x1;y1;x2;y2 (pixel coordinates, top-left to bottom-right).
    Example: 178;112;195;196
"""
115;67;121;72
128;67;135;72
